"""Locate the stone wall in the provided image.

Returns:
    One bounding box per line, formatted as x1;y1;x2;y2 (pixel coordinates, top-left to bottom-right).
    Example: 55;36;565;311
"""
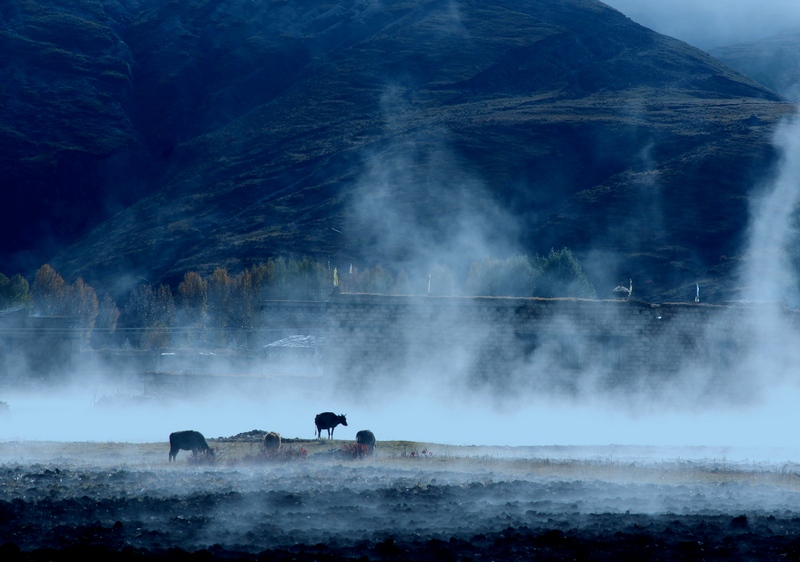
0;308;78;381
260;301;327;344
316;294;786;394
3;296;788;390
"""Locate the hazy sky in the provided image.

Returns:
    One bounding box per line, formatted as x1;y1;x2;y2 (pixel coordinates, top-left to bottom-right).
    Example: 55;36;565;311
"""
605;0;800;49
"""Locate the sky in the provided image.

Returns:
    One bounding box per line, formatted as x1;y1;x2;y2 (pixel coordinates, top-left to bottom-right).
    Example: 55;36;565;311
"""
605;0;800;49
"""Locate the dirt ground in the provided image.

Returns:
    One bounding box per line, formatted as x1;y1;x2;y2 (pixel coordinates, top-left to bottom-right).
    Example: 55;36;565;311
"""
2;437;800;561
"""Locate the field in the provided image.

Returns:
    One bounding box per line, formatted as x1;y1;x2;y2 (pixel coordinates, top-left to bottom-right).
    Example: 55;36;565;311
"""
3;437;800;560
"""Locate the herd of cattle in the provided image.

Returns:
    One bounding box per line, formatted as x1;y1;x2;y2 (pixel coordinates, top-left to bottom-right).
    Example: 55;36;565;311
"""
168;412;376;462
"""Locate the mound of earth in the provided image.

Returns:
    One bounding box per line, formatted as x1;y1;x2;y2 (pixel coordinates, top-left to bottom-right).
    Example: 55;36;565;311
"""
217;429;270;442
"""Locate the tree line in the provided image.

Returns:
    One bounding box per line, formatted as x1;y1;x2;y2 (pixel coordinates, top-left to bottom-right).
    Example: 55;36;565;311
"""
0;250;595;349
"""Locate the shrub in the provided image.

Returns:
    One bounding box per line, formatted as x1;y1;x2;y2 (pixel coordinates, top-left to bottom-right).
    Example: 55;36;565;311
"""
340;443;372;459
535;248;596;299
401;448;434;459
466;255;539;297
0;273;30;310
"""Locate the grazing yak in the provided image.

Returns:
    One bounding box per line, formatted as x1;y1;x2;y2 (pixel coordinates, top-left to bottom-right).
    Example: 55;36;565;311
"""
264;431;281;451
356;430;376;455
168;430;213;462
314;412;347;439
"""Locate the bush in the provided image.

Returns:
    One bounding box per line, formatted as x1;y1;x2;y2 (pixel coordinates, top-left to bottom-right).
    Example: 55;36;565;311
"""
535;248;596;299
340;443;372;459
0;273;29;310
401;448;435;459
466;255;538;297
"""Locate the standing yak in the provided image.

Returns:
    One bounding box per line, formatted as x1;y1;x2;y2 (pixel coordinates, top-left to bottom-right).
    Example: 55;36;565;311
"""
169;430;214;461
314;412;347;439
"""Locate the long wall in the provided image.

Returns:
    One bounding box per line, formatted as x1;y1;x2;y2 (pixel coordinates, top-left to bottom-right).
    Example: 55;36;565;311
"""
313;294;784;394
0;308;78;381
2;295;787;390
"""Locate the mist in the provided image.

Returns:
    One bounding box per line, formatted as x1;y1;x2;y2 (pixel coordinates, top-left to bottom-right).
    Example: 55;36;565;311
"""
3;368;800;462
605;0;800;49
4;2;800;462
346;85;521;279
7;4;800;559
740;117;800;303
5;115;800;459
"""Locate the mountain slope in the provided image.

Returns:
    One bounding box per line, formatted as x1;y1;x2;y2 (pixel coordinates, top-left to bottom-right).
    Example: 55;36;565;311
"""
0;0;145;265
3;0;795;302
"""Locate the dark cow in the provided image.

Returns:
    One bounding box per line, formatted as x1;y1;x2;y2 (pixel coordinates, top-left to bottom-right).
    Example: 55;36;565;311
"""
169;430;213;462
264;431;281;451
355;429;376;455
314;412;347;439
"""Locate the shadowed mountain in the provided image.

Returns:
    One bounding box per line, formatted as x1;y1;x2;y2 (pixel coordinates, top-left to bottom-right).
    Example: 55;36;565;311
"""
0;0;144;269
2;0;795;302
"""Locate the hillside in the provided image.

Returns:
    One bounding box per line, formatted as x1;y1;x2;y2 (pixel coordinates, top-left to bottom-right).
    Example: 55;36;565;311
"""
1;0;795;302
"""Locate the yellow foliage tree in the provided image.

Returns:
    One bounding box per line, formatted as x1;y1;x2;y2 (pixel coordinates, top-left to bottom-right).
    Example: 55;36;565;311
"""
32;264;66;315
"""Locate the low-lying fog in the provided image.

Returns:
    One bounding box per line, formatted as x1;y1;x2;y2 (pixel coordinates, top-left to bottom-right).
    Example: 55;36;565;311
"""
4;65;800;477
2;372;800;464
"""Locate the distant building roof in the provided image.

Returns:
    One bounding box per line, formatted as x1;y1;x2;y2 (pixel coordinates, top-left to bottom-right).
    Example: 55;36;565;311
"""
264;335;324;348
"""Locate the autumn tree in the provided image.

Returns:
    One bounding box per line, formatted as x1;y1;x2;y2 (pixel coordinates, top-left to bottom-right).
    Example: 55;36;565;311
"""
249;263;269;295
284;257;314;298
358;265;394;294
207;268;232;328
93;294;121;348
64;278;99;346
229;268;256;330
123;283;175;349
31;264;66;315
177;271;208;326
258;257;327;300
260;258;289;299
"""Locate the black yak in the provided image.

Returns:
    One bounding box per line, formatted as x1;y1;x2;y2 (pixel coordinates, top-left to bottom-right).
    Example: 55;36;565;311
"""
356;429;376;455
314;412;347;439
264;431;281;451
168;430;213;461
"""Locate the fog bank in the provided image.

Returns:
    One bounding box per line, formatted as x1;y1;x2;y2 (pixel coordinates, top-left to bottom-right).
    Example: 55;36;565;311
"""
2;373;800;458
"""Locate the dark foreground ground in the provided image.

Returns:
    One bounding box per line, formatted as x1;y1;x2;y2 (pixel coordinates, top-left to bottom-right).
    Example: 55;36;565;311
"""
2;439;800;561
